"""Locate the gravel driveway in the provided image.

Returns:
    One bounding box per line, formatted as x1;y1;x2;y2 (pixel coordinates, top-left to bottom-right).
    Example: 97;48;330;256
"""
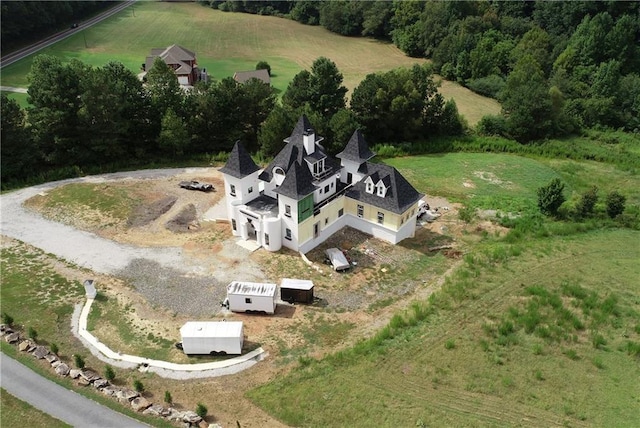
0;169;264;316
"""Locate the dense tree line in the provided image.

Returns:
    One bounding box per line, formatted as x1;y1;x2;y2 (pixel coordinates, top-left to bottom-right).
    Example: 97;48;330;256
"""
203;0;640;141
2;54;462;187
1;1;112;52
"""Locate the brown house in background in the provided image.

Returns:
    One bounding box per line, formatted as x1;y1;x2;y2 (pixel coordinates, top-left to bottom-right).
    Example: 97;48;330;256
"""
143;44;206;86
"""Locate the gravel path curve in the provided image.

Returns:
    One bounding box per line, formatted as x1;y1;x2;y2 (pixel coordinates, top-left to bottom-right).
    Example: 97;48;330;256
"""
0;168;262;316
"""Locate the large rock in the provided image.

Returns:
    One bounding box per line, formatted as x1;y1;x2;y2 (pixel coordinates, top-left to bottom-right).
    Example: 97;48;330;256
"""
93;378;109;389
166;409;183;422
80;369;100;382
55;363;70;376
182;410;202;424
69;369;82;379
198;420;209;428
116;389;139;402
0;324;13;335
51;360;62;369
33;346;49;359
101;386;119;397
143;404;165;416
77;377;91;386
131;397;152;412
45;354;59;364
5;332;21;344
18;340;34;352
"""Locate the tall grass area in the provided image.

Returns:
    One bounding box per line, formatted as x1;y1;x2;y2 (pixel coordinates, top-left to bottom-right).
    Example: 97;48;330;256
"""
247;229;640;427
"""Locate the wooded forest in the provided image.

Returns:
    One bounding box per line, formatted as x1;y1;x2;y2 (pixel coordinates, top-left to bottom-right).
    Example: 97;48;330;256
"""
1;1;639;188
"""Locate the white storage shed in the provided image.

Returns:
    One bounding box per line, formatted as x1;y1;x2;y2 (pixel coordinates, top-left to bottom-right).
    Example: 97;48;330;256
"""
180;321;244;355
226;281;277;314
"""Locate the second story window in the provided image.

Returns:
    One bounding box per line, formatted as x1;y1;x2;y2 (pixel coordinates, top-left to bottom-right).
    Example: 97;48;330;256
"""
377;212;384;224
230;184;236;196
248;186;253;194
357;205;364;218
285;204;291;217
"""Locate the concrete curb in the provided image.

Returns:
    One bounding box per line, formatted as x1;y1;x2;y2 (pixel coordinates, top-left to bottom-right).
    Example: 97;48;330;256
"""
71;299;267;379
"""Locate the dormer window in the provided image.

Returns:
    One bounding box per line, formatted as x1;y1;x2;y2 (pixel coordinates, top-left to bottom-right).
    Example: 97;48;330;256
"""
365;177;375;194
376;182;387;197
312;159;325;177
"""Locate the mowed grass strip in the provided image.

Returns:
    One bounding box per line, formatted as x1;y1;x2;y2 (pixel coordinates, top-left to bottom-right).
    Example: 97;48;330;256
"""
1;388;70;428
247;229;640;427
0;2;499;123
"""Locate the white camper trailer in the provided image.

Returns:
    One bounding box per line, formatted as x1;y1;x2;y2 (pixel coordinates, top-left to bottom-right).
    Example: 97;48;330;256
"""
226;281;277;314
179;321;244;355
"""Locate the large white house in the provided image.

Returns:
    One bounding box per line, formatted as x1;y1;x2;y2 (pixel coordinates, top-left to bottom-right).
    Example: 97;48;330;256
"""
219;116;424;253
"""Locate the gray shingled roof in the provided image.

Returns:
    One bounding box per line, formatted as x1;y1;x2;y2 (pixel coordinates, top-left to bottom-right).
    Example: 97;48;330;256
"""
233;69;270;85
346;162;423;214
259;115;332;182
274;161;317;200
336;129;375;163
219;141;260;179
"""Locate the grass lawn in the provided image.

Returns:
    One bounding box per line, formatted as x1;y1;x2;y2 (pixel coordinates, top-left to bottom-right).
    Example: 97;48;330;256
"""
1;388;70;428
385;152;640;212
247;228;640;427
0;2;499;123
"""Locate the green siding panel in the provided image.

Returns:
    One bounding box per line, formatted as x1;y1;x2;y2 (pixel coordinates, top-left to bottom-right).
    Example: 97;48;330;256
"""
298;195;314;223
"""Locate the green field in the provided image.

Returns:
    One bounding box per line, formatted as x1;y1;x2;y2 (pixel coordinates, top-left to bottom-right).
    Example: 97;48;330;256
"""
0;1;499;123
248;229;640;427
245;151;640;426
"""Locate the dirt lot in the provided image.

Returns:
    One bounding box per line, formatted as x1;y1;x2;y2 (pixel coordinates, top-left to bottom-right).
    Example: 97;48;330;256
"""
18;168;486;427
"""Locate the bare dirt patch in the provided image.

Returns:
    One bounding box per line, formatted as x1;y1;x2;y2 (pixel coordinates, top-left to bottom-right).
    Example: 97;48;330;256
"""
20;174;485;426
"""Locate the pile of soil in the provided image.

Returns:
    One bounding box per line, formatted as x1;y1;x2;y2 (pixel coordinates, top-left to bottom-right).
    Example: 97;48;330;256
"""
127;196;177;227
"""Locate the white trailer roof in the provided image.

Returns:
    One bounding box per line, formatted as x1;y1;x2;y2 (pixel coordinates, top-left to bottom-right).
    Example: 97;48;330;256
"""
180;321;243;338
280;278;314;291
227;281;277;297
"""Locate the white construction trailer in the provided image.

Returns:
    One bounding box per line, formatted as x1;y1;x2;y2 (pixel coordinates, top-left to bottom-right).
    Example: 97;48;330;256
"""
226;281;277;314
179;321;244;355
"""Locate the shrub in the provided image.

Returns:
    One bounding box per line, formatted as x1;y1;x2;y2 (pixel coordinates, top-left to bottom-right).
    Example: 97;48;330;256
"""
196;403;208;419
476;115;507;137
164;391;173;405
104;365;116;381
534;370;545;381
255;61;271;76
133;379;144;393
576;186;598;218
444;339;456;349
592;333;607;350
27;326;38;341
605;191;626;218
564;349;579;360
458;205;475;223
1;312;14;326
50;343;59;355
592;356;605;369
74;354;85;369
467;74;505;99
537;178;566;217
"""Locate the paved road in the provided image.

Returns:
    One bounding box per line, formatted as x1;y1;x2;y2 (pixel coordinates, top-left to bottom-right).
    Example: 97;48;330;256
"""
0;0;135;68
1;353;150;428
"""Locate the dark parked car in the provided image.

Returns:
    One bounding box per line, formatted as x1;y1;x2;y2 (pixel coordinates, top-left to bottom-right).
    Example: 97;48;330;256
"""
179;181;214;192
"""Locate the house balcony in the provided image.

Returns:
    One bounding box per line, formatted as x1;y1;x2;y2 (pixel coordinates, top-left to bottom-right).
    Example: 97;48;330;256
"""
313;181;351;216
